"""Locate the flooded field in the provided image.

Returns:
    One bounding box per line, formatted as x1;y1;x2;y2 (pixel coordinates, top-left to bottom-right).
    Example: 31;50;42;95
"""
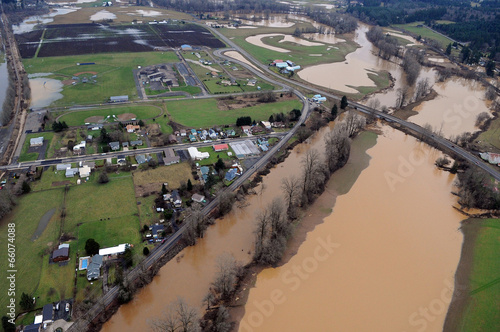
12;8;77;34
238;127;463;332
29;77;64;109
0;53;9;126
409;78;491;137
224;51;264;73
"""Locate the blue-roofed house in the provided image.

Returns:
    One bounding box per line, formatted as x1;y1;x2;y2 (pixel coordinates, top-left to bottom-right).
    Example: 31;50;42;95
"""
225;168;238;182
191;129;197;135
130;140;143;147
135;154;151;164
200;166;210;182
109;142;120;151
189;134;197;142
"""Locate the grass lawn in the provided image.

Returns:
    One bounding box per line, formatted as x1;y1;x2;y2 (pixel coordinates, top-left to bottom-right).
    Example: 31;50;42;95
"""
137;194;159;226
0;189;64;313
473;117;500;153
19;132;55;162
197;146;236;166
392;22;454;49
456;219;500;331
64;176;137;233
166;98;302;128
76;215;141;254
31;166;78;191
24;52;179;106
57;104;162;126
133;162;195;189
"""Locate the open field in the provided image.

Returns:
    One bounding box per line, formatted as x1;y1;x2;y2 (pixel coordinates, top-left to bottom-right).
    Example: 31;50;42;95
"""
392;22;454;48
0;189;64;312
219;25;358;67
132;162;195;190
19;132;55;162
473;117;500;153
166;98;301;128
24;52;179;105
453;219;500;331
64;175;137;233
18;22;224;58
57;104;162;126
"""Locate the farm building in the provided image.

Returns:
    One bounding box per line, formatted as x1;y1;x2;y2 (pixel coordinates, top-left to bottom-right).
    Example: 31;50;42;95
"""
213;144;229;152
65;168;78;178
187;147;209;160
229;141;260;158
56;164;71;171
86;254;103;281
42;303;53;324
276;62;288;69
163;148;180;165
109;142;120;151
52;245;69;262
312;94;327;103
109;95;129;103
99;244;129;257
192;193;205;203
30;137;44;147
260;121;271;129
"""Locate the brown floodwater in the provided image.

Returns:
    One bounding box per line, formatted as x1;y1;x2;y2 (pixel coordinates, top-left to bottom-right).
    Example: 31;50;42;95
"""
101;125;336;332
409;77;491;138
238;127;463;332
224;51;264;73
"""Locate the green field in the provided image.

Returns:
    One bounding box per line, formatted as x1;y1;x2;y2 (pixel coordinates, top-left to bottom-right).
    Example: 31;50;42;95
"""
455;219;500;331
24;52;179;106
220;25;359;68
18;132;55;162
57;104;162;126
166;98;302;128
392;22;454;49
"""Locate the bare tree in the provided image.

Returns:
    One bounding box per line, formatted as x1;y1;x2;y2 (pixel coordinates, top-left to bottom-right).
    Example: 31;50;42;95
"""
343;111;366;137
212;253;241;301
324;121;351;174
414;78;431;100
253;208;269;262
395;86;410;108
475;112;490;127
485;86;497;101
183;205;205;245
149;298;200;332
402;51;421;86
217;190;235;216
281;176;301;218
212;306;231;332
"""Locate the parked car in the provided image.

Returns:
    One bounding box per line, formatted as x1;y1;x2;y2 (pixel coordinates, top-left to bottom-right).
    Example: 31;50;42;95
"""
65;303;70;312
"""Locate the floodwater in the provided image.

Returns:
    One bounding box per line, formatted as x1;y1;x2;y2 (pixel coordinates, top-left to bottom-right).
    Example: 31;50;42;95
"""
101;125;338;332
29;77;63;109
127;9;163;17
12;8;77;34
245;33;324;53
239;127;463;332
237;17;295;28
409;78;491;138
0;52;8;126
298;24;390;93
224;51;264;73
90;10;117;21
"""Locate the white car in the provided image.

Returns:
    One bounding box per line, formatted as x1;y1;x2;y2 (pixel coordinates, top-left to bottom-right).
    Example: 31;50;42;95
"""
65;303;70;312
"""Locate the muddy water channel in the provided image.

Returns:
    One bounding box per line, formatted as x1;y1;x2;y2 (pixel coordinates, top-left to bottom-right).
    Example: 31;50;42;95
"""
239;128;463;332
102;125;337;332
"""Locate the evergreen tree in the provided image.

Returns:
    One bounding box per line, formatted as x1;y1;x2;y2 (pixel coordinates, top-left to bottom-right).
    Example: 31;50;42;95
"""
215;158;225;172
85;238;100;256
187;179;193;191
19;292;34;311
161;183;168;195
21;181;31;194
340;96;348;109
445;43;452;55
331;104;338;120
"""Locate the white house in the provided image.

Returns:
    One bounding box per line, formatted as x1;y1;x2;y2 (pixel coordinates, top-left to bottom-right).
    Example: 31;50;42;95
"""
260;121;271;130
79;165;91;178
73;141;86;151
187;147;209;160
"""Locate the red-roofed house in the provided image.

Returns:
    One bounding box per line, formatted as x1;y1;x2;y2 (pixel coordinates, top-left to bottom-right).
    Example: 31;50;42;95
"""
126;124;140;133
213;144;229;152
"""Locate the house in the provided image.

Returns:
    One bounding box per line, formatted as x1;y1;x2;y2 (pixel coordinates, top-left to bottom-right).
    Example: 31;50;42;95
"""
163;193;171;201
251;126;265;134
135;154;151;164
480;152;500;164
276;62;288;69
187;147;209;160
225;168;239;182
150;224;165;239
208;129;217;139
109;142;120;151
65;168;78;178
117;155;126;165
86;254;103;281
272;122;285;128
56;164;71;171
180;129;187;137
168;134;177;144
271;59;284;65
188;134;196;142
130;140;143;147
109;95;128;103
312;94;327;103
42;304;53;325
163;148;180;165
23;323;41;332
30;137;44;147
99;244;129;257
79;165;91;178
192;193;205;203
86;135;93;143
260;121;271;129
247;79;257;86
171;190;182;207
241;126;252;134
126;124;140;133
191;129;197;136
122;142;129;148
83;161;96;169
52;246;69;262
200;166;210;181
213;144;229;152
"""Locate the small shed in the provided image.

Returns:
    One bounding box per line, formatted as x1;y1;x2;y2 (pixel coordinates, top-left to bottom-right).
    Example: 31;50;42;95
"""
30;137;44;147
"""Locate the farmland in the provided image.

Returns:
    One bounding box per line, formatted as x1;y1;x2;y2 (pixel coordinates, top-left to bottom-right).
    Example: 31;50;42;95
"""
166;98;302;128
17;23;226;58
392;22;454;48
